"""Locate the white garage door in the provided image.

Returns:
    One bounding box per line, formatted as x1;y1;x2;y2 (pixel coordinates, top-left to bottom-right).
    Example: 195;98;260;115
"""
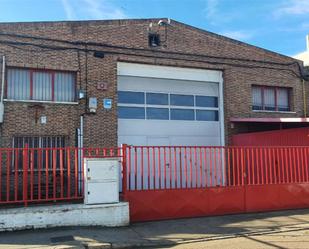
117;63;224;147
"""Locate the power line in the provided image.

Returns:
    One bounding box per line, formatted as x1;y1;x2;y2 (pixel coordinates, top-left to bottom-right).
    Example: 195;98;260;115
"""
0;38;302;80
0;31;301;68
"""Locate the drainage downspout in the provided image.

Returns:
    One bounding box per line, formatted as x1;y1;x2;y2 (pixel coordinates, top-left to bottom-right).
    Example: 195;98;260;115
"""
302;79;307;118
0;55;5;123
78;115;84;193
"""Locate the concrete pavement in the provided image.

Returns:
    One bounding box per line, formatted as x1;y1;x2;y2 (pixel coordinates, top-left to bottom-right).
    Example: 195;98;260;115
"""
0;209;309;248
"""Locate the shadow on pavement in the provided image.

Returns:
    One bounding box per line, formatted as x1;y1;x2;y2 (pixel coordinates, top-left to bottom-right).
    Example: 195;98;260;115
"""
0;208;308;248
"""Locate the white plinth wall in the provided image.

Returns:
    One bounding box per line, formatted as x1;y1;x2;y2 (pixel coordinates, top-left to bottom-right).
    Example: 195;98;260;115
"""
0;202;129;231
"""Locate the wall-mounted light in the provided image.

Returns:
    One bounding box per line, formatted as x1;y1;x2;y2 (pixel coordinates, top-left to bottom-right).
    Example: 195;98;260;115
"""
93;51;105;58
78;89;86;100
149;33;160;47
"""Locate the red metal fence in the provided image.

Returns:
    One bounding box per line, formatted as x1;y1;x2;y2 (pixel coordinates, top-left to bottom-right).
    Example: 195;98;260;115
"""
0;146;122;206
122;145;309;190
2;144;309;223
0;147;84;205
122;145;309;222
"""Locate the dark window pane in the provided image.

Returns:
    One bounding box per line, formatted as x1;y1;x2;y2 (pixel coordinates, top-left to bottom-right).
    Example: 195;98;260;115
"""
12;136;67;170
264;106;276;111
146;93;168;105
252;105;263;110
118;91;144;104
196;96;218;107
146;108;169;120
278;107;290;112
170;94;194;106
118;106;145;119
196;110;219;121
170;109;194;120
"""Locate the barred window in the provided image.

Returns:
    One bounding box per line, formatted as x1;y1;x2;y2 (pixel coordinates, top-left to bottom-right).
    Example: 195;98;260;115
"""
12;136;67;170
7;68;76;102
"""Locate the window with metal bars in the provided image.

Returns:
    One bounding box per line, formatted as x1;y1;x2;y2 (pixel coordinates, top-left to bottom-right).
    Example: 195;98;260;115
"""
12;136;67;170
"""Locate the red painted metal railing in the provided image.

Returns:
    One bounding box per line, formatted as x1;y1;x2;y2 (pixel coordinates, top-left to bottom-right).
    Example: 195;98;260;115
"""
121;145;309;222
0;146;123;206
2;144;309;211
0;146;124;206
0;147;85;206
122;145;309;192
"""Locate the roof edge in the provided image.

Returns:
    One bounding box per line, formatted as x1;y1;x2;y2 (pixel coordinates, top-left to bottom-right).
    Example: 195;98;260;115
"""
171;19;298;63
0;17;167;25
0;17;300;62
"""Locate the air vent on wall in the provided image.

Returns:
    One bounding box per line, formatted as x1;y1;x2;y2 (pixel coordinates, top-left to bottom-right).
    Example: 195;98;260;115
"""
148;33;160;47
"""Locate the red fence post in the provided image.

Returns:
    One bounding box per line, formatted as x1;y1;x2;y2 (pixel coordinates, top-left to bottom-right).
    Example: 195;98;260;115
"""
23;145;29;207
122;144;128;201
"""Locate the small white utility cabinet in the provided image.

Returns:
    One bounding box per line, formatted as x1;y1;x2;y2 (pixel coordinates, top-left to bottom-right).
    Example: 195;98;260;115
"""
84;158;119;204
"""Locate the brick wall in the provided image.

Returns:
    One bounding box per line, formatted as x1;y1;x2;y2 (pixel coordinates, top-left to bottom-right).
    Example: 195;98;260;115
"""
0;19;305;147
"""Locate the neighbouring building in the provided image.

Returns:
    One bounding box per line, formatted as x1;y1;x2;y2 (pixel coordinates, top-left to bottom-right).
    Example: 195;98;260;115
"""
0;18;308;150
294;35;309;66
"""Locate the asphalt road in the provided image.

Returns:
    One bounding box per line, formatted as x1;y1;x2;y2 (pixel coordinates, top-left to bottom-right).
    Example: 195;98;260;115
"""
157;228;309;249
1;208;309;248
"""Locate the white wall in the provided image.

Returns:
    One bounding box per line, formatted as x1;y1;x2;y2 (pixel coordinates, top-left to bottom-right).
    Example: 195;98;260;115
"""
0;203;129;231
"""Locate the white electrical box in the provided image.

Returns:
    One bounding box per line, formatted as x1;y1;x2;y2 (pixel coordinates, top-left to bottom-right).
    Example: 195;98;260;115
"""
84;158;119;205
88;97;97;113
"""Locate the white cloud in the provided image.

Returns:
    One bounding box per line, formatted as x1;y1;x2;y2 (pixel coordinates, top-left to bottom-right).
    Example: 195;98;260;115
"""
83;0;127;20
274;0;309;17
220;30;254;41
61;0;75;20
278;22;309;32
203;0;237;26
301;22;309;29
204;0;218;21
60;0;127;20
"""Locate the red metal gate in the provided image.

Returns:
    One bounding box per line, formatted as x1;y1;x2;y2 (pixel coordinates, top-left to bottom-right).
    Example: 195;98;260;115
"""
122;145;309;222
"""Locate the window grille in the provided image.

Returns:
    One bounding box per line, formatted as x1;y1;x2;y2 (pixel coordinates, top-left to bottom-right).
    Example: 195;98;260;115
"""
12;136;67;171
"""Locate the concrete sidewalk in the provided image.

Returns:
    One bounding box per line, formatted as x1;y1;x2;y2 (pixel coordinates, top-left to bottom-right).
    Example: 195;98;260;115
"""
0;209;309;248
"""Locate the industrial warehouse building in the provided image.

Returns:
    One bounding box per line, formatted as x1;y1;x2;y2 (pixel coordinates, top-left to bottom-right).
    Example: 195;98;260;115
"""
1;18;309;229
0;18;308;149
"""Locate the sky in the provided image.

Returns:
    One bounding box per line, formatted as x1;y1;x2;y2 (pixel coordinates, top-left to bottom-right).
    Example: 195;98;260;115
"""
0;0;308;56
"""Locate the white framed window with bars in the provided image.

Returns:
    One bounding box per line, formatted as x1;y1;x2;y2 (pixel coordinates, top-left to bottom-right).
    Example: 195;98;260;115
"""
6;68;76;103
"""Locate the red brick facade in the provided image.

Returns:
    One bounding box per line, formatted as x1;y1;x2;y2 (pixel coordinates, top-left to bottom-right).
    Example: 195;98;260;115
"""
0;18;306;147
